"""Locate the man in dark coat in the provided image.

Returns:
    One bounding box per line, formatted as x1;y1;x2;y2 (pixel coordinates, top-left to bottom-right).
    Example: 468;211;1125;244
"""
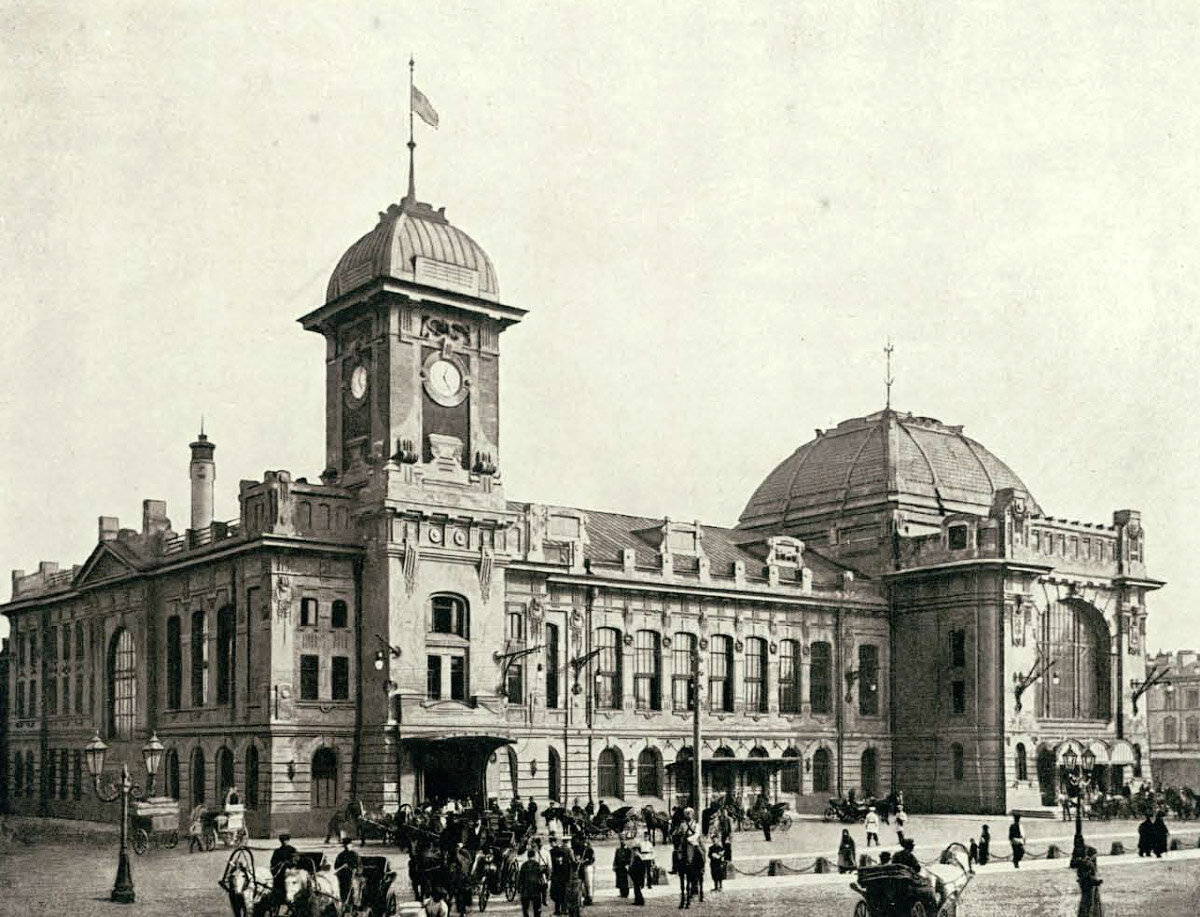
629;841;650;906
518;849;547;917
1152;812;1170;857
978;825;991;866
549;838;575;916
1138;815;1154;856
1008;814;1025;868
270;833;298;902
452;843;474;917
613;839;632;898
334;836;362;904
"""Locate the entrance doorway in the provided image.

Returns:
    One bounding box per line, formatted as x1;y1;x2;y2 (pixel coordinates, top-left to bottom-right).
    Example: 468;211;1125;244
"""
409;736;513;807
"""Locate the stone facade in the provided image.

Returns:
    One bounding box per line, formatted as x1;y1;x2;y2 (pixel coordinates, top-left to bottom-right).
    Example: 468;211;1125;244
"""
1146;650;1200;787
1;177;1163;831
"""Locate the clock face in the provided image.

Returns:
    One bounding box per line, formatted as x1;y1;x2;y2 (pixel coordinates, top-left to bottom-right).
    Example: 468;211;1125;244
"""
349;364;368;400
427;359;463;399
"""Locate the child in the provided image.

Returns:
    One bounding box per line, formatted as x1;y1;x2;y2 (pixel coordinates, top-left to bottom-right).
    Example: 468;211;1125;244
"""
968;838;978;873
708;841;726;891
895;803;907;830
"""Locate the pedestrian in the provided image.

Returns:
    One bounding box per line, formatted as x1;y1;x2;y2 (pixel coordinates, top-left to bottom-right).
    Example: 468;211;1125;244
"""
188;803;206;854
978;825;990;866
894;803;907;832
967;839;978;873
630;836;654;906
1008;814;1025;869
1137;814;1154;857
550;836;575;916
1152;812;1169;858
707;837;726;891
614;838;632;898
519;849;547;917
573;835;596;906
424;889;450;917
864;806;880;847
1074;845;1103;917
335;836;362;904
892;837;921;872
269;832;298;905
754;791;773;842
837;829;857;874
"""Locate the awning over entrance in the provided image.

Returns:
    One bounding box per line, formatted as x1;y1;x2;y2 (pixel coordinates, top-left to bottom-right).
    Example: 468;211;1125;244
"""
1109;740;1137;766
399;734;515;753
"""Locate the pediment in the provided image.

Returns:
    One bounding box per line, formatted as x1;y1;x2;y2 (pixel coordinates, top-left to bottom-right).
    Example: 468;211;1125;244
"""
74;542;142;588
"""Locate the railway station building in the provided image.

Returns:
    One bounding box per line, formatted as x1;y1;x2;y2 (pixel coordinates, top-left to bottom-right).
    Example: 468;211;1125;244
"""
2;158;1163;836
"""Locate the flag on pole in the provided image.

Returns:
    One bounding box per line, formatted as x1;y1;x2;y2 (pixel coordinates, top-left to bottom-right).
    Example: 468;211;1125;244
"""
412;85;439;129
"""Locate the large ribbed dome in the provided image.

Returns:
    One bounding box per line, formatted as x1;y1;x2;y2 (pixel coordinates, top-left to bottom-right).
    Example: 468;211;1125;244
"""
739;409;1041;530
326;197;499;304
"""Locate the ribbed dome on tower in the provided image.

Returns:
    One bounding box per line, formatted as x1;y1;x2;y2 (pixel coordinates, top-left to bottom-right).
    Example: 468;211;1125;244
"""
738;409;1041;530
326;196;499;304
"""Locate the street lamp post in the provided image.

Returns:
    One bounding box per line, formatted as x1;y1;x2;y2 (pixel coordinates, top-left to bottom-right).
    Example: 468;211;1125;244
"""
1061;747;1095;867
83;731;164;904
691;647;702;811
374;636;403;812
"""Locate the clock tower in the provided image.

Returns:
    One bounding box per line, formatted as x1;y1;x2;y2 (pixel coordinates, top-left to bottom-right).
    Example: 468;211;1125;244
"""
299;191;526;508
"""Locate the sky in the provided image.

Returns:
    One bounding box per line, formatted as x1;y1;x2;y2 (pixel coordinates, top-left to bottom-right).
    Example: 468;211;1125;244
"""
1;2;1198;651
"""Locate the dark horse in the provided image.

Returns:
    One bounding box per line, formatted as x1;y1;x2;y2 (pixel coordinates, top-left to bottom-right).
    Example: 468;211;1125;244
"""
672;838;705;909
326;798;366;844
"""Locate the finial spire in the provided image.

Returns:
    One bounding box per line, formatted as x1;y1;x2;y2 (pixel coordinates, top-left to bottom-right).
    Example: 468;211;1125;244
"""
884;339;895;410
405;54;416;204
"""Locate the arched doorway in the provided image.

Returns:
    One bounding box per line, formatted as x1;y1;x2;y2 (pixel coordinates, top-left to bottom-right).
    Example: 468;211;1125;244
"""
637;747;663;798
1036;745;1058;805
190;747;206;809
311;747;338;810
861;748;878;797
598;747;624;799
812;747;831;794
547;747;562;803
748;746;771;797
216;747;235;799
712;745;736;800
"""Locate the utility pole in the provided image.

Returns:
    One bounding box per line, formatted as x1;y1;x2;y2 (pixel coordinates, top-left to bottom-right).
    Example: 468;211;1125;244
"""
692;647;702;809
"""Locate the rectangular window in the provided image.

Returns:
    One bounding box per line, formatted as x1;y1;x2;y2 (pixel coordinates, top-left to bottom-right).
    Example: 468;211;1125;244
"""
708;636;733;713
595;628;622;709
60;749;69;799
47;676;58;717
61;674;70;715
191;611;208;707
506;611;524;642
300;598;318;627
951;679;966;715
505;661;524;704
62;624;71;661
17;632;24;667
545;623;560;709
1188;689;1200;709
549;515;581;539
331;656;350;700
779;640;801;713
48;626;58;662
331;600;349;629
449;655;466;701
858;644;879;716
950;629;966;668
247;585;265;622
166;616;182;710
299;655;319;701
745;638;767;713
28;679;36;718
16;681;25;719
948;525;968;550
672;634;696;711
667;530;698;553
427;655;442;700
634;631;662;711
810;641;832;715
74;672;84;715
216;607;234;705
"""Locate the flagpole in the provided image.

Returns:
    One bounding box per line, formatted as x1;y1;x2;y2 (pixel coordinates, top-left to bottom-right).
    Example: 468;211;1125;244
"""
406;54;416;203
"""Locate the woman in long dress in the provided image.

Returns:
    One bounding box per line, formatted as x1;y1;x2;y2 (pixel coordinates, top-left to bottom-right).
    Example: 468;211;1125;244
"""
837;829;857;873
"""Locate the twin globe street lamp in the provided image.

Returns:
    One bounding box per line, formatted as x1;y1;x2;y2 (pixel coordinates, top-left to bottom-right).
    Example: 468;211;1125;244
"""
83;730;164;904
1060;745;1095;867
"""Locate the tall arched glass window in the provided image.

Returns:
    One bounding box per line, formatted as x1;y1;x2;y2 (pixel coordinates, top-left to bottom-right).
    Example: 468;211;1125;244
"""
779;639;801;713
163;750;180;800
781;747;800;793
312;747;338;809
216;747;235;798
1163;716;1177;744
1015;743;1028;781
191;610;208;707
547;747;561;803
245;746;259;808
598;747;624;799
637;747;662;798
595;628;622;710
190;747;206;808
216;606;235;706
634;630;662;711
858;644;880;716
708;635;734;713
861;748;878;796
671;633;696;711
812;747;831;793
107;628;136;739
745;637;768;713
810;641;832;715
166;616;182;710
1039;601;1111;720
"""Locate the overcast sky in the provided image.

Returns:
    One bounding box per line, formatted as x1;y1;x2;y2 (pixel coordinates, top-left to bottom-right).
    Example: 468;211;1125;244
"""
2;2;1198;651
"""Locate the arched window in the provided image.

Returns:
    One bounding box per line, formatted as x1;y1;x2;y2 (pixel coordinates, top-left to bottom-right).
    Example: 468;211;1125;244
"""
13;752;24;798
547;747;562;803
545;623;561;710
191;610;208;707
810;641;832;715
1040;600;1111;720
858;644;880;716
779;639;801;714
595;628;622;710
748;746;770;795
1163;716;1177;744
745;637;768;713
1187;717;1199;743
331;600;349;629
430;594;468;637
598;747;624;799
107;628;136;739
671;633;697;711
812;747;831;793
164;750;180;800
861;748;878;796
190;747;206;808
781;747;800;794
216;606;235;706
711;745;736;798
708;635;733;713
506;748;519;801
1015;743;1028;782
951;743;965;782
216;747;235;798
73;750;82;800
637;747;662;798
312;747;338;809
634;631;662;711
24;750;34;797
166;616;182;710
245;746;259;808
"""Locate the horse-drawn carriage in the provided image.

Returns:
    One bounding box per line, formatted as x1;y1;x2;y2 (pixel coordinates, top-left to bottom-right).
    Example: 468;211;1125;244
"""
851;844;973;917
201;803;248;850
825;796;872;823
220;846;401;917
749;801;792;832
131;797;180;854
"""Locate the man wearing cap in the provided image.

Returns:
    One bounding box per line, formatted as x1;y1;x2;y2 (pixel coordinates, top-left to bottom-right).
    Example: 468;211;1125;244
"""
270;832;298;902
518;847;547;917
892;837;921;872
335;835;362;905
864;805;880;847
630;833;656;906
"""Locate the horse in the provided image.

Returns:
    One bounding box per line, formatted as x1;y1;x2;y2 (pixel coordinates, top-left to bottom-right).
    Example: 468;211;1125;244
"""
641;806;672;844
671;837;705;909
325;798;366;845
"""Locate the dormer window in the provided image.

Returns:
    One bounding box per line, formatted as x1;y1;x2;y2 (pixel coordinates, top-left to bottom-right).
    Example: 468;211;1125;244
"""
549;514;581;540
948;525;969;551
668;530;698;554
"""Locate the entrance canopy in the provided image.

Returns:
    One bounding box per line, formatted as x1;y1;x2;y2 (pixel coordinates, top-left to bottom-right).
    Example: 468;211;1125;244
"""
1109;740;1137;766
400;734;515;753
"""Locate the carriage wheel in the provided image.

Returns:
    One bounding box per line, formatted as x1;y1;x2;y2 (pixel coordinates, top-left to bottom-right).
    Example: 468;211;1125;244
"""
504;869;518;902
823;806;836;823
204;827;217;852
910;901;927;917
385;891;400;916
133;828;150;855
478;885;490;912
853;901;869;917
778;813;793;832
165;830;179;849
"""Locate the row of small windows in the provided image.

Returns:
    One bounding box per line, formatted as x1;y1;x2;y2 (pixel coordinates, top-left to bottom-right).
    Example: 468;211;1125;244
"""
10;749;83;800
300;654;352;701
1161;716;1200;744
1028;530;1114;562
1158;688;1200;710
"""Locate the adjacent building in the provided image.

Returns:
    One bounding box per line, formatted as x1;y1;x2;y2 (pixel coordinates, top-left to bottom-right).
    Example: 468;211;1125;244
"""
1145;650;1200;787
1;147;1163;832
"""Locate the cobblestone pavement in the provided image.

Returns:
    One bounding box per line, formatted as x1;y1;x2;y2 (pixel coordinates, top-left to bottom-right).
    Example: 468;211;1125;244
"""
1;815;1198;917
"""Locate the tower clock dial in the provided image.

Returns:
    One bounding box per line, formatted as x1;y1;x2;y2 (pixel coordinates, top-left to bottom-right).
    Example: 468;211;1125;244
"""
426;358;463;400
349;364;369;400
